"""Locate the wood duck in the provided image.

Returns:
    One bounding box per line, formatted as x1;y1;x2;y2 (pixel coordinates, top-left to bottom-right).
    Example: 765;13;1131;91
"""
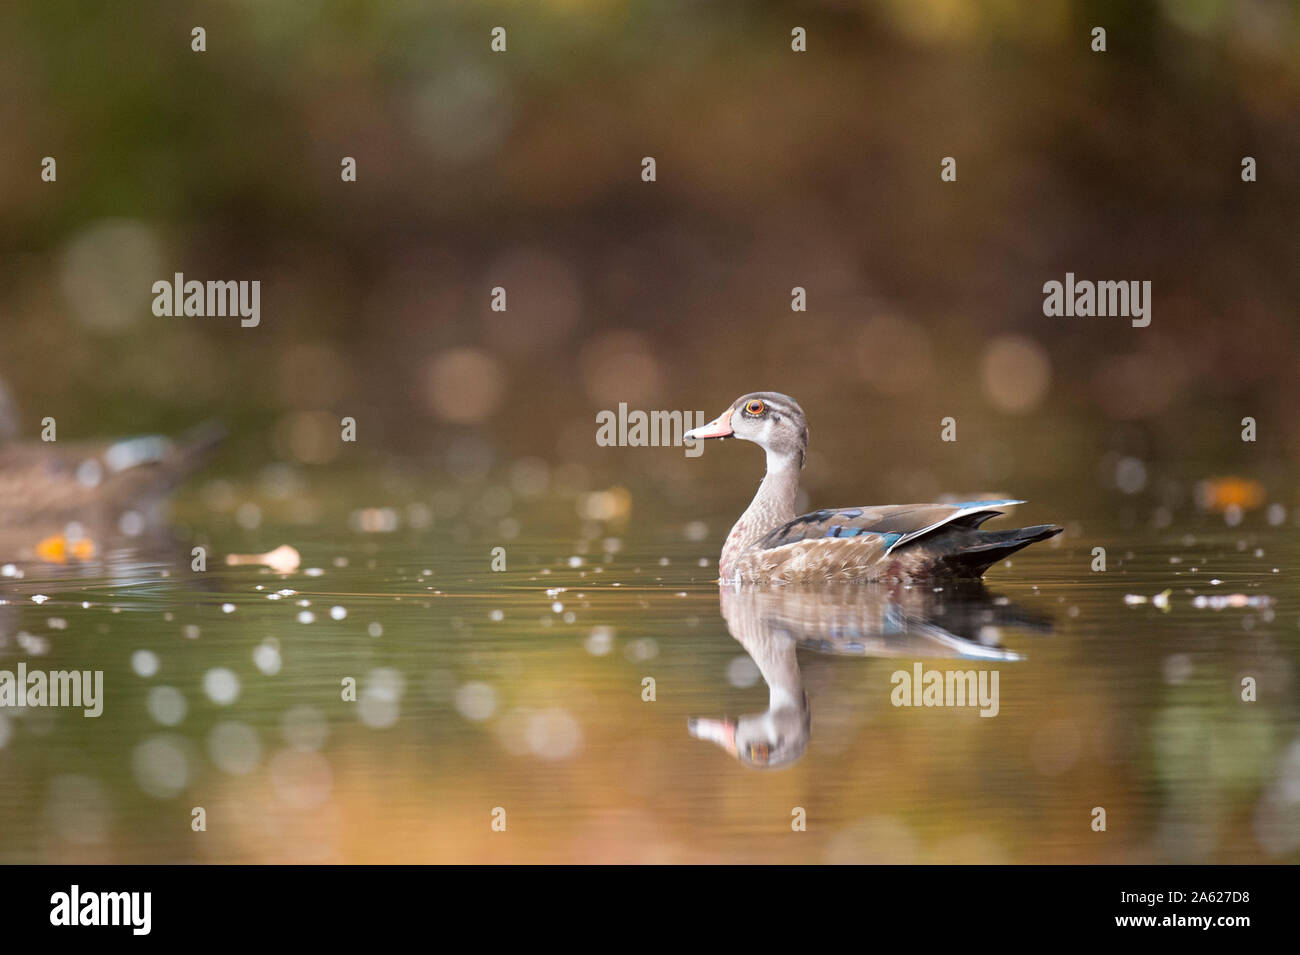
684;393;1061;584
0;422;224;564
689;582;1050;768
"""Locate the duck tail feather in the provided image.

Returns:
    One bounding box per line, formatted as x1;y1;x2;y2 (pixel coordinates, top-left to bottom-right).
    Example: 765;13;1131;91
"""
942;524;1062;577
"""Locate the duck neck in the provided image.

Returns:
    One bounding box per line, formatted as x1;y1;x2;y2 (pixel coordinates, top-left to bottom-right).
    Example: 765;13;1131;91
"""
720;449;801;578
720;589;804;704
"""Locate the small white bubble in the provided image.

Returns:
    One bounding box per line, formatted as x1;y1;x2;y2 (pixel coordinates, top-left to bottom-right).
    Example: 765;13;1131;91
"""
1115;457;1147;495
131;735;191;799
118;510;145;537
367;621;383;637
526;709;582;760
131;650;159;678
146;686;187;726
253;641;282;675
455;681;498;721
297;610;315;624
624;638;658;662
329;605;347;621
235;502;262;530
584;626;614;656
208;721;261;775
221;602;236;614
202;667;241;705
16;631;50;655
358;691;400;729
76;458;104;488
726;656;761;688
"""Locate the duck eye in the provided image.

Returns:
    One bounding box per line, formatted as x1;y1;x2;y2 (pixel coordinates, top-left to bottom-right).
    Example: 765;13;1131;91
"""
744;400;765;416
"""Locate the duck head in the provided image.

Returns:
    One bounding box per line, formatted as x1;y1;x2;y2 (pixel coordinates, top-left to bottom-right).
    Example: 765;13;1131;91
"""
685;392;808;469
688;704;811;770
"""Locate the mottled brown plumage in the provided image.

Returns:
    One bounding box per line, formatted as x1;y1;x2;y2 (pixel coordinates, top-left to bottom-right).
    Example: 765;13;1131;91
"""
0;425;223;526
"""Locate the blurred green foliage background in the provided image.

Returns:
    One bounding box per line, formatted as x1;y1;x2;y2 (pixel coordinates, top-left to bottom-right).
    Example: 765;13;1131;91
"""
2;0;1298;511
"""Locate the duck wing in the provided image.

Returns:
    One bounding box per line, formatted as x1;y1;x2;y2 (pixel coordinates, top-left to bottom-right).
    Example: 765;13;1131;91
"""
755;500;1024;555
0;423;225;522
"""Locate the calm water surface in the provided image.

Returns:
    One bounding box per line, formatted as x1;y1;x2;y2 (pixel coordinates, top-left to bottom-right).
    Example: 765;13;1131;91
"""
1;479;1297;864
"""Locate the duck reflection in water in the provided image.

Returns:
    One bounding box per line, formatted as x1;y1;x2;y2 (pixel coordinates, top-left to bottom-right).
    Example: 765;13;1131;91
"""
688;582;1052;769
